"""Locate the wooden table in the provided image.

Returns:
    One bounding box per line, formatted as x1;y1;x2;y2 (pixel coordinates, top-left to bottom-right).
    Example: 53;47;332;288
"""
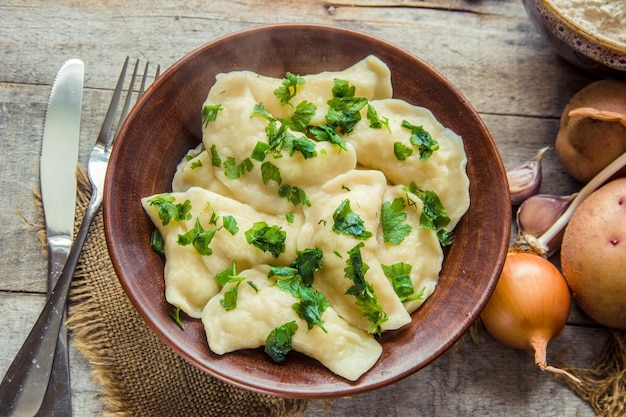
0;0;611;415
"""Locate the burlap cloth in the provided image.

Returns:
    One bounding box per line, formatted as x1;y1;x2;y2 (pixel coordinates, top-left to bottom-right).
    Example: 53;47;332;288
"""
63;171;307;417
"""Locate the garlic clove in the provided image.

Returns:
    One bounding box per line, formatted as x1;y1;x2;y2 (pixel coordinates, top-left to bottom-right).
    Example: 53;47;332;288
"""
515;193;576;257
507;146;549;206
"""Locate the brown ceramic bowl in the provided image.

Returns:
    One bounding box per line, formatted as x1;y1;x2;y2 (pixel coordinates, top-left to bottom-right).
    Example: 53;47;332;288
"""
522;0;626;78
104;24;510;399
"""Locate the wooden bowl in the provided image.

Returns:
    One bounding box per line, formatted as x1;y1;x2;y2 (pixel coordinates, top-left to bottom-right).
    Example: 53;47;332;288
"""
522;0;626;78
104;24;510;399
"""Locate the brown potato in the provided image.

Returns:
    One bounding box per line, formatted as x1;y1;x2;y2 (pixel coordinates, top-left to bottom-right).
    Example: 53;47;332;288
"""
555;80;626;184
561;177;626;329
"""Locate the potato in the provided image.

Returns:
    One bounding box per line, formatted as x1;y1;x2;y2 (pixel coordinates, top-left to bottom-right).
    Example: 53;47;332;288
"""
555;79;626;184
561;177;626;329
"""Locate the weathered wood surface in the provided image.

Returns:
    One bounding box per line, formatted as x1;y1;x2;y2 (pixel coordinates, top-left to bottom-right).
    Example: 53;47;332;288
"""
0;0;611;415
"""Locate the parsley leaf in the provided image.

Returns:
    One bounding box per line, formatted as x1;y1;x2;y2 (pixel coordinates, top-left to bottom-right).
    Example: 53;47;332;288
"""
210;144;222;167
381;198;412;244
201;104;224;128
274;72;305;106
344;243;388;335
393;141;413;161
222;215;239;235
223;156;253;179
245;222;286;258
168;307;185;331
323;79;368;134
269;248;327;332
332;199;373;240
285;135;317;159
190;159;203;169
261;161;282;185
278;184;311;207
290;100;317;132
215;260;246;311
177;217;219;256
150;229;165;254
308;124;347;151
401;120;439;160
265;321;298;363
147;194;192;226
290;247;324;286
366;104;390;130
403;182;452;245
381;262;424;302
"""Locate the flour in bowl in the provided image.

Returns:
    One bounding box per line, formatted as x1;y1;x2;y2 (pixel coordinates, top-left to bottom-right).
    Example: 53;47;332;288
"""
551;0;626;46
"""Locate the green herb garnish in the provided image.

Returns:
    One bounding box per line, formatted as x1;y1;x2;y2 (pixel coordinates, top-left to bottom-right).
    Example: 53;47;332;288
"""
177;217;219;256
278;184;311;207
366;104;390;130
344;243;388;335
168;307;185;330
403;182;452;245
381;262;424;302
381;197;412;244
274;72;305;106
150;229;165;254
332;199;373;240
223;156;253;179
147;194;192;226
245;222;286;258
401;120;439;160
393;141;413;161
325;79;368;134
265;321;298;363
201;104;224;128
215;260;246;311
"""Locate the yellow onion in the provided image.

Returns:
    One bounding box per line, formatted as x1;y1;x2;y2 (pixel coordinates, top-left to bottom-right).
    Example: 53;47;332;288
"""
480;250;580;384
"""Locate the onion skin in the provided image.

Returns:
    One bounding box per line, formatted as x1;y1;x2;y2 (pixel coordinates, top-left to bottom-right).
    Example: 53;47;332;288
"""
480;251;578;382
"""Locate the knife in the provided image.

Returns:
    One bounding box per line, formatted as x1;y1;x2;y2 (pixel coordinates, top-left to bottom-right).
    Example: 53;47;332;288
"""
0;59;83;416
37;59;83;417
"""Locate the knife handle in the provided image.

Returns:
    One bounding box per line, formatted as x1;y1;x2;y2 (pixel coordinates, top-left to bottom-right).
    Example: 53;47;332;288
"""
35;241;73;417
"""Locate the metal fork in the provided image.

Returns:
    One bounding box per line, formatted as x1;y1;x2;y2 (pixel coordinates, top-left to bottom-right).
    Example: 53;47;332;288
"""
0;58;159;417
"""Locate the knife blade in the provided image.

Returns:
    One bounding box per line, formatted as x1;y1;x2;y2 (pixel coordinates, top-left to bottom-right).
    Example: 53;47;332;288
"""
37;59;84;416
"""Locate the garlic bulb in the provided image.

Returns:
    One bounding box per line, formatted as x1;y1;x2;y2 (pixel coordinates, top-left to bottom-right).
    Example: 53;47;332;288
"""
507;147;549;206
515;193;576;257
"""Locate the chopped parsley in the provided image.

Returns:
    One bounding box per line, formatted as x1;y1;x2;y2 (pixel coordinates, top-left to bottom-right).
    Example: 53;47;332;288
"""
393;141;413;161
332;199;373;240
381;197;412;244
168;307;185;330
285;212;295;224
274;72;305;106
261;161;282;185
147;194;192;226
201;104;224;128
308;124;347;151
222;215;239;235
150;229;165;254
278;184;311;207
189;159;203;169
366;104;390;131
177;217;219;256
381;262;424;302
402;181;452;246
215;260;246;311
210;144;222;167
265;321;298;363
344;243;388;335
290;100;317;132
401;120;439;160
245;222;286;258
325;79;368;134
269;248;327;331
223;156;253;179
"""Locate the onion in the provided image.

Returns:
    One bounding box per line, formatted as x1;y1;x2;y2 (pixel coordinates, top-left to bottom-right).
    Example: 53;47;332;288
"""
480;250;581;384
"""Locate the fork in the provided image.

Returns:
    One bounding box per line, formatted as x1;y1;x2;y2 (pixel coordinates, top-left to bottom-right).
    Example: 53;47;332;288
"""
0;58;159;416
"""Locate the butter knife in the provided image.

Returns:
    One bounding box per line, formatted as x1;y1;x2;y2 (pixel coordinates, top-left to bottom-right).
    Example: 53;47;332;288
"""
35;59;83;416
0;59;83;416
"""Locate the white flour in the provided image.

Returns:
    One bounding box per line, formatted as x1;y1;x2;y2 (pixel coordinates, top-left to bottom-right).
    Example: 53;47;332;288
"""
551;0;626;46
